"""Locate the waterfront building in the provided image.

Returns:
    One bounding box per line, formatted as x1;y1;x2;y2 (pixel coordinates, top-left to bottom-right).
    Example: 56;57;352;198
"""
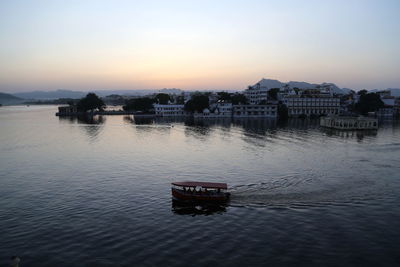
245;84;269;105
154;104;187;117
194;101;233;118
210;101;233;117
57;105;78;115
283;90;340;117
232;104;277;118
193;108;212;118
395;98;400;117
377;106;394;118
320;116;378;130
376;91;396;118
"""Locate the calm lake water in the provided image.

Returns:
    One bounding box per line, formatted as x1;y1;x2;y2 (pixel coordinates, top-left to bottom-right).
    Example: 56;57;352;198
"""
1;105;400;266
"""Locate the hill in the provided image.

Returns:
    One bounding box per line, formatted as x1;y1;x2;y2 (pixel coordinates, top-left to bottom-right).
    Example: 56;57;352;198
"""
0;92;24;105
13;89;86;100
370;88;400;97
252;78;350;95
12;88;184;100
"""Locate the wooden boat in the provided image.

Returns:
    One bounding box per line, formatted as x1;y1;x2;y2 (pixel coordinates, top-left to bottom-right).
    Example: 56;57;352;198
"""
171;181;230;203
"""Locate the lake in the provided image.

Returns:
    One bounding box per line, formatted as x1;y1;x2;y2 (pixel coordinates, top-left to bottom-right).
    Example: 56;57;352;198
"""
1;105;400;266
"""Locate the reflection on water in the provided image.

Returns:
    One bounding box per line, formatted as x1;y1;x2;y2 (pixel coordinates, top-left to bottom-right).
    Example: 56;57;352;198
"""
1;106;400;266
132;117;155;125
59;115;106;140
322;128;378;141
58;114;106;125
171;200;227;216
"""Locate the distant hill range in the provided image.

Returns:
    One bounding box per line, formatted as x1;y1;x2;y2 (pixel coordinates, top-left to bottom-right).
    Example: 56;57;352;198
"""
11;88;184;100
371;88;400;97
251;78;353;95
0;92;24;105
252;78;400;97
12;90;87;100
2;84;399;102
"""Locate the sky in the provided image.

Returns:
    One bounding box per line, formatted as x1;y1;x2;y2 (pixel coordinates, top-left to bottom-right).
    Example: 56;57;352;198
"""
0;0;399;92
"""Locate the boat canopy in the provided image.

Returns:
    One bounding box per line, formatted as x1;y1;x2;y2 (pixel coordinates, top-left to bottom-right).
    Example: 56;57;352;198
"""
172;181;228;190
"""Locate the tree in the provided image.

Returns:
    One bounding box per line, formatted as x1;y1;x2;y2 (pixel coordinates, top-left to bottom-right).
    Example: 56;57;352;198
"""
231;93;249;105
123;97;155;112
77;93;105;112
268;88;280;100
155;93;171;104
278;103;288;120
217;91;231;101
175;95;185;104
355;92;384;115
357;89;368;95
184;94;209;113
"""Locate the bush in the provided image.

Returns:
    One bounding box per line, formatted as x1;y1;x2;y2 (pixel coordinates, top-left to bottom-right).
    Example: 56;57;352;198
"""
77;93;105;112
278;103;288;120
123;97;155;112
184;94;209;113
355;93;384;115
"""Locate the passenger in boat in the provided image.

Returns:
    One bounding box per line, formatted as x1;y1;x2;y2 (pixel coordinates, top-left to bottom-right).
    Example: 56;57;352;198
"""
10;256;20;267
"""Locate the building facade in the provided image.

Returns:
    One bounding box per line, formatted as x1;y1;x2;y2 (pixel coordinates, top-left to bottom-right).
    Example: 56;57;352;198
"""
244;84;269;105
320;116;378;130
377;107;394;118
57;105;78;115
395;98;400;117
232;104;277;118
154;104;187;117
210;101;233;117
283;95;340;117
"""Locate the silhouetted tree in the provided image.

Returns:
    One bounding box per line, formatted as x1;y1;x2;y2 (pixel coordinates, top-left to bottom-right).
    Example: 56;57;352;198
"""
355;92;384;115
357;89;368;95
217;92;231;101
231;93;249;105
184;94;209;113
175;95;185;104
77;93;105;112
123;97;155;112
278;103;288;120
268;88;280;100
155;93;171;104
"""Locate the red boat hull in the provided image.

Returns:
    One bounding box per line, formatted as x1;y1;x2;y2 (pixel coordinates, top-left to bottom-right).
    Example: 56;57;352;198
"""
171;188;230;203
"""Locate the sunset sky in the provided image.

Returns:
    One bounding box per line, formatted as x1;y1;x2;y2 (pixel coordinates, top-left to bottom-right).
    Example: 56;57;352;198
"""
0;0;399;92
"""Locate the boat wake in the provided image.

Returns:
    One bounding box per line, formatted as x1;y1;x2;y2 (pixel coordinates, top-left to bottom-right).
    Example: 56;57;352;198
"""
227;180;379;209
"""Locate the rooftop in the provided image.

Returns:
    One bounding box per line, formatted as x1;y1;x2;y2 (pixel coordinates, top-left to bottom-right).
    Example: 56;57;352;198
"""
172;181;228;189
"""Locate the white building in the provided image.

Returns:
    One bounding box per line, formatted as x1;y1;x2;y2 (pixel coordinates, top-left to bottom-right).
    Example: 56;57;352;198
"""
281;86;340;117
245;84;269;105
395;98;400;117
283;96;340;117
377;106;394;117
233;104;277;118
194;101;233;118
211;101;233;117
154;104;187;117
376;91;396;117
320;116;378;130
381;96;395;107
